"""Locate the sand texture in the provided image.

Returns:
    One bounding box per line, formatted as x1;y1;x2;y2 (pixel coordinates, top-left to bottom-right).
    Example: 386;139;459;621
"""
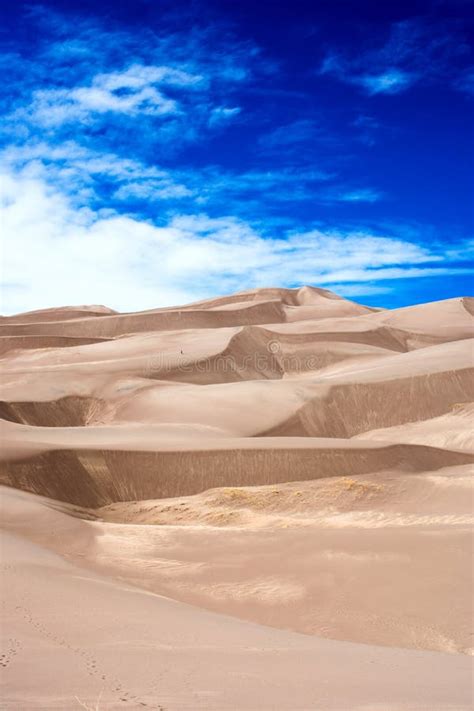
1;286;473;709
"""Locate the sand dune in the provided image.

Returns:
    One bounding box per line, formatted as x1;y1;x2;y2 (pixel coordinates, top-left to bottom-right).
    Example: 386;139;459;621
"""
353;402;474;450
3;531;471;710
0;300;283;339
371;295;474;337
1;419;472;505
1;286;473;709
0;304;117;324
2;461;473;656
0;286;378;340
0;335;110;357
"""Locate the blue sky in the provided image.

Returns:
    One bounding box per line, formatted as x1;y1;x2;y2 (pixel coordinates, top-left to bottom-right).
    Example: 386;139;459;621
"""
1;0;473;313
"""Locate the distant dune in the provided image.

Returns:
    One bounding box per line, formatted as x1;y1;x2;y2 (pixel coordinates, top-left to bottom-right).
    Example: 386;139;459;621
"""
1;286;473;710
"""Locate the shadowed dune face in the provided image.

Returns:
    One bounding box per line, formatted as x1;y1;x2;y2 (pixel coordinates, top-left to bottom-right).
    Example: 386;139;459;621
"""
1;286;473;708
1;433;472;506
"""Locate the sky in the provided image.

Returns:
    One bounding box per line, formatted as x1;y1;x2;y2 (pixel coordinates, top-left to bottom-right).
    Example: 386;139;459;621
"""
0;0;473;314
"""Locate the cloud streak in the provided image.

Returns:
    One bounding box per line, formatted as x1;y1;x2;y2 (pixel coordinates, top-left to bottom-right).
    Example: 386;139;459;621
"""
320;19;471;95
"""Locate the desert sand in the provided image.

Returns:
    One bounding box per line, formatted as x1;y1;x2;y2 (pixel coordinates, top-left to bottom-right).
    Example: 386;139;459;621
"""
0;285;473;710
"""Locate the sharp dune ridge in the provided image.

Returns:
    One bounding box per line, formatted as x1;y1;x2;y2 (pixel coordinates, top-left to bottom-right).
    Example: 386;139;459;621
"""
1;285;473;710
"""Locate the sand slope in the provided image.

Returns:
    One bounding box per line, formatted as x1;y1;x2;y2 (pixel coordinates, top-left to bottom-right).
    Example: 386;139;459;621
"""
0;286;473;709
3;531;472;710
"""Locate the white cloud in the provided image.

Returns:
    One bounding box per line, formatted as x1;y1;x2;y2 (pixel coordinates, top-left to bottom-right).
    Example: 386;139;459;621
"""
98;64;204;90
113;181;192;201
338;189;383;202
3;7;262;156
321;56;415;96
8;53;245;150
208;106;242;126
357;69;414;95
23;64;197;126
1;167;469;315
0;141;339;210
1;141;193;204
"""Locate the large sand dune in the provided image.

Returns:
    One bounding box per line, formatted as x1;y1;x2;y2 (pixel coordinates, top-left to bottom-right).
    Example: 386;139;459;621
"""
0;286;473;709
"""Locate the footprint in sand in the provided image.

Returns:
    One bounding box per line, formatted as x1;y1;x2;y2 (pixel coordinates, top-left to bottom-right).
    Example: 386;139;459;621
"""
0;638;21;669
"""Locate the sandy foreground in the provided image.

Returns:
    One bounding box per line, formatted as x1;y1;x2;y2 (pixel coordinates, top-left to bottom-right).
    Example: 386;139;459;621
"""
0;286;473;709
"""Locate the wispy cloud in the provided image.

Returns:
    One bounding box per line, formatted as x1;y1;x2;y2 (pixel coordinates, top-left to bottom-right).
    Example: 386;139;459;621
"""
193;165;335;208
318;187;384;204
208;106;242;126
320;19;471;95
455;68;474;95
22;64;204;127
3;138;374;222
0;141;193;206
320;54;417;95
352;115;381;146
357;69;414;95
258;119;337;153
2;8;257;152
0;8;382;224
0;140;337;213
